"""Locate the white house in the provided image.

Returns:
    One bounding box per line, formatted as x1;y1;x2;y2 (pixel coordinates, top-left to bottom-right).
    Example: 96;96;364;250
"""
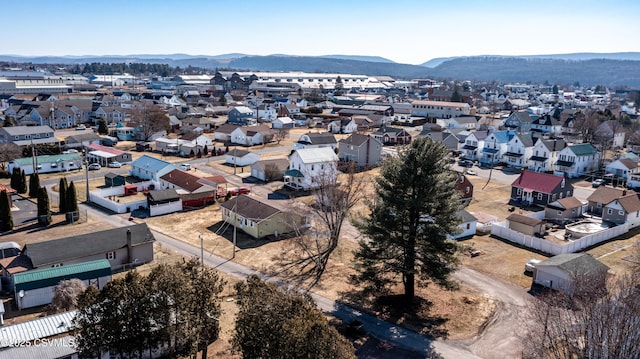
596;120;626;149
504;134;534;168
554;143;600;178
534;253;609;294
295;132;338;150
479;131;516;165
606;158;639;181
257;104;278;122
230;125;273;146
528;139;567;173
285;147;339;190
602;192;640;228
461;131;488;161
327;118;358;134
214;124;239;142
272;116;294;129
436;115;477;130
225;149;260;167
449;210;477;240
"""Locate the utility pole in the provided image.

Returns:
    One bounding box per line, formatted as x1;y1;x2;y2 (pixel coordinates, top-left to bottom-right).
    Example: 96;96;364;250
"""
199;234;204;266
84;147;90;203
232;198;238;259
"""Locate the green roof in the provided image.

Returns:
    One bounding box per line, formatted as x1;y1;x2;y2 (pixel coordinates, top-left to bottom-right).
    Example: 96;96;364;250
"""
569;143;597;156
12;153;82;166
14;259;111;291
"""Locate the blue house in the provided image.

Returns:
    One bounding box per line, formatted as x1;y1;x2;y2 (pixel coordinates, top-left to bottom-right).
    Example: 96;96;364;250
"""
228;106;256;125
130;155;176;181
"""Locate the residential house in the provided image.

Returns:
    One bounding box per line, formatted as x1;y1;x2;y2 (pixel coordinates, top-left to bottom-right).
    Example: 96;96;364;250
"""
503;111;533;133
436;115;477;130
410;100;470;118
371;125;411;145
159;169;217;207
533;253;609;294
285;147;339;190
21;223;155;270
295;132;338;150
461;131;489;161
251;158;290;182
228;106;256;125
528;138;567;173
64;132;101;149
507;213;545;236
220;195;306;239
530;114;563;139
511;170;573;206
13;260;112;310
86;144;132;166
272;116;294;129
146;189;183;216
338;133;383;168
595;120;626;149
8;153;83;175
214;123;240;142
181;117;217;132
545;197;584;223
0;125;58;147
181;132;213;148
327;118;358;134
230;125;273;146
225;149;260;167
504;133;534;168
455;173;474;205
602;192;640;227
257;104;277;122
450;210;477;240
129;155;176;181
479;130;516;165
587;186;625;215
416;129;460;152
554;143;600;178
606;158;639;182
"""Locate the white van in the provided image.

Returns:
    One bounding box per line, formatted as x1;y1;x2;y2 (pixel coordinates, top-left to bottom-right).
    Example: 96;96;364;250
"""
180;163;192;171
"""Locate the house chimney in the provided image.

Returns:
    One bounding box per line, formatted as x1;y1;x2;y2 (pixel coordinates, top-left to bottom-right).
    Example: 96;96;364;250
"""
623;190;627;196
126;228;132;263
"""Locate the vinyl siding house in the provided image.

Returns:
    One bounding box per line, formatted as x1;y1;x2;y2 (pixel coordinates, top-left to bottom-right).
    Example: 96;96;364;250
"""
416;130;460;152
338;133;383;168
228;106;256;125
295;132;338;150
554;143;600;178
436;115;477;130
503;111;533;133
511;170;573;207
545;197;584;223
0;125;58;147
533;253;609;294
450;210;477;239
230;125;273;146
327;118;358;134
214;123;240;142
461;131;488;161
225;149;260;167
129;155;176;181
251;158;290;182
159;169;217;207
479;130;516;165
530;114;563;139
605;158;639;181
220;195;306;239
371;125;411;145
285;147;339;190
528;139;566;173
602;193;640;227
586;187;627;216
507;213;544;236
21;223;155;271
8;153;83;175
272;116;294;129
456;174;474;205
596;120;626;149
504;133;534;168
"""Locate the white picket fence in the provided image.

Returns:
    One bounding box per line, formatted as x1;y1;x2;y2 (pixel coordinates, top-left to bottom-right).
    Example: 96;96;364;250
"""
491;220;630;255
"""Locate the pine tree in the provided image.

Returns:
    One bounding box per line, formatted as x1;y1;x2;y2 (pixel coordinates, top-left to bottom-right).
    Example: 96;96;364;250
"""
18;170;27;194
67;181;79;213
37;186;51;226
189;149;195;158
352;138;461;302
97;118;109;135
197;148;202;158
10;167;19;191
29;173;40;198
0;190;13;231
203;145;208;156
59;177;68;213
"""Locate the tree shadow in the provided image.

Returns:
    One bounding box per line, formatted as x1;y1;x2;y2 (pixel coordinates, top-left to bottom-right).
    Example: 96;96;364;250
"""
207;220;283;250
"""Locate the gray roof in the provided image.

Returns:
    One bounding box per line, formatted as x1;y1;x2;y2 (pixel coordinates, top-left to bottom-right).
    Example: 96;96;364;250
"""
147;189;180;202
536;253;609;275
0;125;54;136
227;148;251;157
299;132;337;145
220;195;281;222
0;310;76;349
541;139;566;152
23;223;155;267
251;158;289;171
456;209;477;223
339;133;376;147
516;134;534;147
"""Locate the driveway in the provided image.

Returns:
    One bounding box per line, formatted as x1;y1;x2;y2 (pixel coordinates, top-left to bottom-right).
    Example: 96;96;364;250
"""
10;194;38;226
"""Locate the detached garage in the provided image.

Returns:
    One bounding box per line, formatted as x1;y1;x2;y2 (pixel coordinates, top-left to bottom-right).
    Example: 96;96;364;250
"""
507;213;544;236
533;253;609;294
13;259;112;310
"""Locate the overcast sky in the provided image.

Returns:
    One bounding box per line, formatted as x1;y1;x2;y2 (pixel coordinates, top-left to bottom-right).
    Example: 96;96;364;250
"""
4;0;639;65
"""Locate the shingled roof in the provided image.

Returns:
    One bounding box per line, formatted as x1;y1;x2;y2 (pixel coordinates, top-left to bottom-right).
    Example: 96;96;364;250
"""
512;170;567;193
220;195;281;223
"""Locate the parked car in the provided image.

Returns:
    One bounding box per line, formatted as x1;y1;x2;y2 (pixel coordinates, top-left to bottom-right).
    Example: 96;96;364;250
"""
229;187;251;196
76;125;87;131
180;163;192;171
524;259;542;273
465;170;477;176
459;160;473;168
88;163;101;171
592;178;605;188
108;161;122;168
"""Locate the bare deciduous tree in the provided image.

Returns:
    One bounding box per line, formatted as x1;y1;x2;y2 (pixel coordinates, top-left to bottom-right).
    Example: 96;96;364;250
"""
128;102;170;141
522;271;640;359
273;127;290;144
275;162;367;288
0;143;21;174
50;278;86;313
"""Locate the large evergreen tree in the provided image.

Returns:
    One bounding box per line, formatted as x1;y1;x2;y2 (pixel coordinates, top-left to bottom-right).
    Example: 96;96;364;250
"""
233;275;356;359
10;168;19;191
97;118;109;135
18;170;27;194
58;177;68;213
352;137;461;301
66;181;79;213
29;172;40;198
37;186;51;226
0;190;13;231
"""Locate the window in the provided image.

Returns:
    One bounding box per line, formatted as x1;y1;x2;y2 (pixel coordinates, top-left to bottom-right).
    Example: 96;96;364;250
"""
106;251;116;260
52;263;63;267
537;193;543;200
517;188;522;195
619;210;625;216
597;203;602;208
466;186;470;194
558;210;562;216
607;208;613;215
466;223;470;230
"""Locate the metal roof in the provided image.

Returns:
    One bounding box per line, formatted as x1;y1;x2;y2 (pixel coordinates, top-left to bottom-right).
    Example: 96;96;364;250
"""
0;336;76;358
14;259;111;291
11;153;81;166
0;311;76;349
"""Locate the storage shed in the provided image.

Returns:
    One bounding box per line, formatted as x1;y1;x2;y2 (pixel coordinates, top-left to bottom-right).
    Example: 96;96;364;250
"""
105;172;126;187
533;253;609;294
13;259;112;310
507;213;544;236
